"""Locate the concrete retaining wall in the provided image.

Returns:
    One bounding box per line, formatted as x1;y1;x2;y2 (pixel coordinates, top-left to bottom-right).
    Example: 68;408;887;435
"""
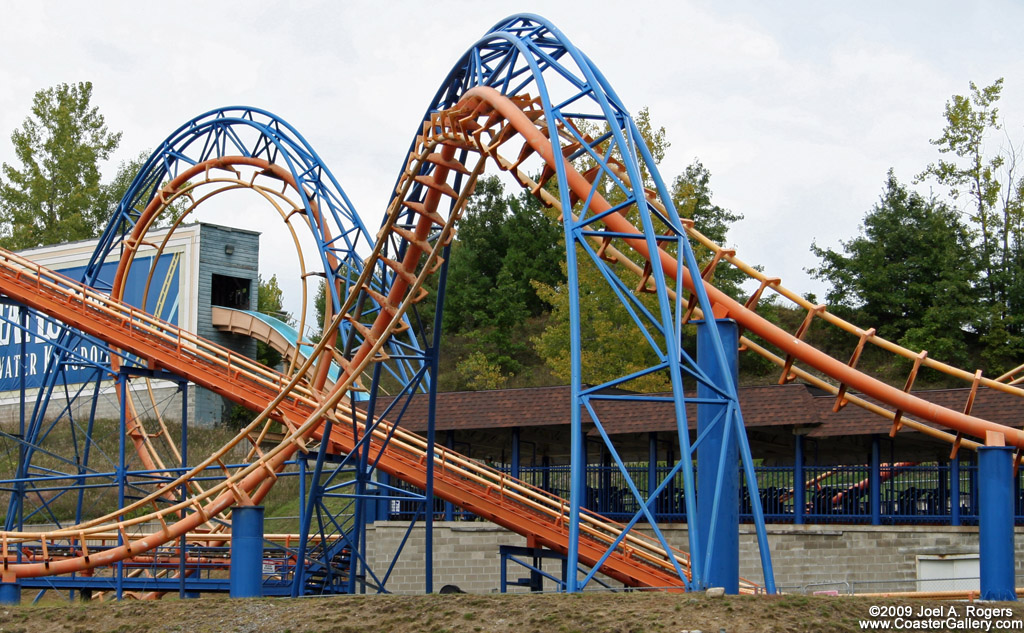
365;521;1024;594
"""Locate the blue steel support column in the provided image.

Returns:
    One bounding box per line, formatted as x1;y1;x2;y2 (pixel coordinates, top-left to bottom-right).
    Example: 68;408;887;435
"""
794;434;805;525
425;361;437;594
423;244;451;594
179;381;197;599
116;372;127;601
444;431;455;521
352;364;383;595
352;400;371;592
648;433;658;515
511;428;521;481
937;459;949;523
293;417;332;598
951;454;961;526
971;455;980;519
14;306;26;533
869;436;881;526
696;319;739;593
564;219;584;593
291;456;307;597
1016;469;1022;522
978;444;1016;601
230;505;265;598
0;578;18;605
421;246;450;589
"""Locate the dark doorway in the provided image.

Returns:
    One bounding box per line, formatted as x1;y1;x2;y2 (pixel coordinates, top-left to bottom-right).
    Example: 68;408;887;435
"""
211;274;251;310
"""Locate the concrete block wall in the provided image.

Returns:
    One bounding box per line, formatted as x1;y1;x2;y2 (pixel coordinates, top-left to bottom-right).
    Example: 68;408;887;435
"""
364;522;621;594
364;521;1024;594
732;524;1024;591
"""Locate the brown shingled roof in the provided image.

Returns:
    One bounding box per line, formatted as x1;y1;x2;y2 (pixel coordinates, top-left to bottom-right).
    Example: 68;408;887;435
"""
806;386;1024;438
360;384;1024;443
594;383;822;435
362;383;825;434
363;385;577;432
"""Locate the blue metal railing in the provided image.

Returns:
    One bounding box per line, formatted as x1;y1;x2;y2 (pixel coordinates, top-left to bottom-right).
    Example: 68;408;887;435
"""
386;461;1023;526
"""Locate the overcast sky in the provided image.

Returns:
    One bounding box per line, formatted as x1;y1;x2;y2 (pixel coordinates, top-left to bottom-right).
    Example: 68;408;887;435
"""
1;0;1022;319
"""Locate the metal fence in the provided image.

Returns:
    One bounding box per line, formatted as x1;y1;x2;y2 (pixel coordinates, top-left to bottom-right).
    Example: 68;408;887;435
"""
387;461;1024;526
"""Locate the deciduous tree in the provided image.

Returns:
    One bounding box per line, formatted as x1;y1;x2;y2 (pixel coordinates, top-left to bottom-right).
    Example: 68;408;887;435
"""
915;78;1024;371
442;175;564;381
256;274;291;367
0;82;121;249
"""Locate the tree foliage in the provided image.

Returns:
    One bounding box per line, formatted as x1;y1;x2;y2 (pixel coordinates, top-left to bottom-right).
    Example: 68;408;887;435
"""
671;159;747;299
100;150;187;230
915;78;1024;371
810;78;1024;376
0;82;121;249
257;274;289;322
917;79;1005;297
810;172;979;365
442;175;565;382
533;257;673;392
256;274;291;367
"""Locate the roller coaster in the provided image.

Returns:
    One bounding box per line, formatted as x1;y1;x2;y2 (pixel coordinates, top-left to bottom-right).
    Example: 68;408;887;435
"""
0;14;1022;601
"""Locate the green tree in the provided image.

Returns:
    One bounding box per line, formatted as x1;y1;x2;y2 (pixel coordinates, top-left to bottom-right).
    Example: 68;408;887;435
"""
442;175;565;380
97;150;187;230
0;82;121;249
257;274;290;321
444;176;564;332
915;78;1024;372
810;172;979;365
533;259;672;392
256;274;292;367
97;151;148;224
917;79;1004;295
671;159;746;298
454;351;507;391
918;81;1023;305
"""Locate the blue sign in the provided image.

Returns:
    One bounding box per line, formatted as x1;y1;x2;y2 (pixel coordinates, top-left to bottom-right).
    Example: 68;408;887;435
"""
0;252;181;391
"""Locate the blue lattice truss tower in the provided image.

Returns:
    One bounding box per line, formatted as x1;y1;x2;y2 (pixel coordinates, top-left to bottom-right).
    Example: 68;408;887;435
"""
369;13;776;592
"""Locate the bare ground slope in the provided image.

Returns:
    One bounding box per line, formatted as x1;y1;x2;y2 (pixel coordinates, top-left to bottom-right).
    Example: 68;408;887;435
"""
1;593;1022;633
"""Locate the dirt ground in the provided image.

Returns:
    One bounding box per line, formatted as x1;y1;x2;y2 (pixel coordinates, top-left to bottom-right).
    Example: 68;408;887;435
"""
0;592;1021;633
